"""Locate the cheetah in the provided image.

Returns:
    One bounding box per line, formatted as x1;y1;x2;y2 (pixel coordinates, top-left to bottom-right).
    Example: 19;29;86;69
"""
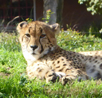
17;21;102;84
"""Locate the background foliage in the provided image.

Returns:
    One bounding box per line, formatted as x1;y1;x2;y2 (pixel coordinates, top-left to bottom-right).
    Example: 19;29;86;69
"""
78;0;102;15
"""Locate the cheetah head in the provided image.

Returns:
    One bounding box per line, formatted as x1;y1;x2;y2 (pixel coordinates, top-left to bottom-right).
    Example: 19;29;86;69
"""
17;21;60;62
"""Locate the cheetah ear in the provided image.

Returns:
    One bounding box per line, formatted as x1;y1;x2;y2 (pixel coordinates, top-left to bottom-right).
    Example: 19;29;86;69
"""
50;23;60;34
17;21;28;33
43;23;60;45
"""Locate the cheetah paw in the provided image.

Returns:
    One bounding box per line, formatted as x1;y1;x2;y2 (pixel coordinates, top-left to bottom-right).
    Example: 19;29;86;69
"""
45;71;59;83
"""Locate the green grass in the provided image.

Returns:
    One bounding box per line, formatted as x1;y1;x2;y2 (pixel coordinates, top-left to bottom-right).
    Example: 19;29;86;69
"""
0;31;102;98
57;29;102;52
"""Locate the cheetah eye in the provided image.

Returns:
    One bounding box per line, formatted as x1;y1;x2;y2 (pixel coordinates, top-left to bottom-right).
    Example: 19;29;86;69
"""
40;34;46;38
25;33;30;37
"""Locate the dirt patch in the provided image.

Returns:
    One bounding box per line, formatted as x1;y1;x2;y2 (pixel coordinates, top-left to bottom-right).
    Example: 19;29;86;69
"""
0;72;10;78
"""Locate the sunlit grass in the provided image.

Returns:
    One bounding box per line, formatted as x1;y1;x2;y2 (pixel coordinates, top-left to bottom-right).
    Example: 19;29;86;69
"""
0;31;102;97
57;30;102;52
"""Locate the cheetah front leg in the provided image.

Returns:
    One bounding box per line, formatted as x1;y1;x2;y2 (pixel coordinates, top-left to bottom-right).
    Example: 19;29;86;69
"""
60;69;89;85
26;64;59;83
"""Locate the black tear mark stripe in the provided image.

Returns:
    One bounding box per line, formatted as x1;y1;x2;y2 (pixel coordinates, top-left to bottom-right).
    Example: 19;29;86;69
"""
48;38;51;43
39;39;44;53
47;38;52;51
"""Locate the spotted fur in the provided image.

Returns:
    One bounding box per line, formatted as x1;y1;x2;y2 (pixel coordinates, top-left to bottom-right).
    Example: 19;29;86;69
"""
17;21;102;84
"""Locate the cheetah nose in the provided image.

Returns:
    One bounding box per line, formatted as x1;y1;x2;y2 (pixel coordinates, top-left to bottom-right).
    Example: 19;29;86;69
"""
30;45;38;50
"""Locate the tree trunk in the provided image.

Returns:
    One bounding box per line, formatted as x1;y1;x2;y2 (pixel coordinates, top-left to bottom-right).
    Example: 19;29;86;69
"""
43;0;63;25
56;0;63;25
